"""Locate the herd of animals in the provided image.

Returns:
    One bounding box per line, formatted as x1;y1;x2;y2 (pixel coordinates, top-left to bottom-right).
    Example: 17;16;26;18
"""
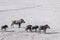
1;19;50;33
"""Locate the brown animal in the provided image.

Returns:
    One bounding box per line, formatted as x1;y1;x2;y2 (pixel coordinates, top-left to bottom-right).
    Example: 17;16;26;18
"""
11;19;25;28
1;25;8;31
25;25;32;32
32;25;39;32
39;24;50;33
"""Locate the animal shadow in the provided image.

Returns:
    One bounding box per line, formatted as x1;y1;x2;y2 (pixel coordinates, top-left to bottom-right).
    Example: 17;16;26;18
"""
6;30;15;32
46;32;60;34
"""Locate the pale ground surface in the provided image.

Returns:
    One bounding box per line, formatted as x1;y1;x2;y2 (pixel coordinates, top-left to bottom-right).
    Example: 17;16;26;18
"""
0;0;60;40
